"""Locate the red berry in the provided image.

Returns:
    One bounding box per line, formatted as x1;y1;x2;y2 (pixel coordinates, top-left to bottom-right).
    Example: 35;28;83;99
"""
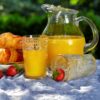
53;68;65;81
0;70;3;78
6;65;17;76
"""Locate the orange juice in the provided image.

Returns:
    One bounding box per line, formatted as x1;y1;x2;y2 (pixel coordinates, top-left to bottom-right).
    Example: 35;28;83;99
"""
48;35;85;63
23;49;47;78
22;35;48;79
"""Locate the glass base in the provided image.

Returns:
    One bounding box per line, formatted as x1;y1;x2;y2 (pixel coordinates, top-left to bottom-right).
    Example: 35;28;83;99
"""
24;74;46;79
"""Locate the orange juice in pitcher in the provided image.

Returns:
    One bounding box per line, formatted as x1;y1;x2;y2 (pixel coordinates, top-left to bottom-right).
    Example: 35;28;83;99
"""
48;35;85;62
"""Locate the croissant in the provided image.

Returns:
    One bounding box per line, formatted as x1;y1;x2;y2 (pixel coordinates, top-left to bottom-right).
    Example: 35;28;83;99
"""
0;48;10;63
0;32;22;49
16;49;23;62
0;48;23;64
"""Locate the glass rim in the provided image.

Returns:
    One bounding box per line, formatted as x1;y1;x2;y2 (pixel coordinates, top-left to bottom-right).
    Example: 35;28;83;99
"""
42;4;79;15
23;35;48;38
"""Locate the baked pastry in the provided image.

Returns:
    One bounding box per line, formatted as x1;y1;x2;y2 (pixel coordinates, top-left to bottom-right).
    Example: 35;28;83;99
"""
0;48;10;63
0;32;23;64
9;48;19;63
0;48;23;64
0;32;22;49
16;49;23;62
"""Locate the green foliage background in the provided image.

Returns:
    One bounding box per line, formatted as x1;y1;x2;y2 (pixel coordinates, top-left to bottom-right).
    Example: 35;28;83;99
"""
0;0;100;58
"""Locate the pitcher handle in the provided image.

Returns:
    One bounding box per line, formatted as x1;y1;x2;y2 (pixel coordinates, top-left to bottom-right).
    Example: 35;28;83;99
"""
76;16;99;53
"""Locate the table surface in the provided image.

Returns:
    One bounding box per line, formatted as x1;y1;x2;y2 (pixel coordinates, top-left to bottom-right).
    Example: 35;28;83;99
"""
0;60;100;100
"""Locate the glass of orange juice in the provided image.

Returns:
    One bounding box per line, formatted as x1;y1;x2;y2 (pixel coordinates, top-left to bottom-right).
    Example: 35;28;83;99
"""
22;35;48;79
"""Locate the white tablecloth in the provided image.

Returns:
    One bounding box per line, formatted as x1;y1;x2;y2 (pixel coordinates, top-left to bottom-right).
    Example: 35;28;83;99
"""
0;60;100;100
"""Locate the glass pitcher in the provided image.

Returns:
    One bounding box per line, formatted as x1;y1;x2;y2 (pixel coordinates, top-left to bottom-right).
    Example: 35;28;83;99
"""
41;4;99;63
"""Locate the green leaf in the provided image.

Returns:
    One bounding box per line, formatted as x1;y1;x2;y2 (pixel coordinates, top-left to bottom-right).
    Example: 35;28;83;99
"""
38;0;44;4
52;70;59;80
70;0;79;5
13;63;23;72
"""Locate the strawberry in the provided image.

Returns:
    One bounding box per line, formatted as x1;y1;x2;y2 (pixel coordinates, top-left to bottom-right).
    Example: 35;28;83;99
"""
6;65;17;76
53;68;65;81
6;64;23;77
0;70;3;78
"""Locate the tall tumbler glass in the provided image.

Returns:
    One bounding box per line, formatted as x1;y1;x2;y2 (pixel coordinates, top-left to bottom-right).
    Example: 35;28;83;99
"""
22;35;48;79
